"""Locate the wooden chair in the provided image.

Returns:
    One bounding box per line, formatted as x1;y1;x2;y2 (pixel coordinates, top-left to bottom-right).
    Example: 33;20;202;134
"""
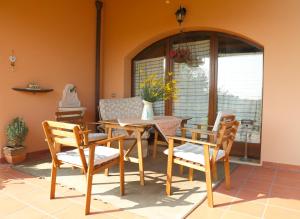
193;112;235;143
179;113;236;179
55;110;107;144
42;120;125;215
164;117;239;208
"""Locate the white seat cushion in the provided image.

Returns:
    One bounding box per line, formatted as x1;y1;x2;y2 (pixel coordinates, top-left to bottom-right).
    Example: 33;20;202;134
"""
57;146;120;167
88;133;107;142
163;142;225;165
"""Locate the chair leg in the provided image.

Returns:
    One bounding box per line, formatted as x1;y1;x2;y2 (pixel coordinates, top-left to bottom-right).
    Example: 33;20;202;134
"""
205;168;214;208
85;171;93;215
166;138;175;196
188;168;194;181
50;162;57;199
179;165;184;175
105;128;112;176
166;161;173;196
212;163;218;182
166;148;174;195
119;156;125;196
204;145;214;208
224;158;231;190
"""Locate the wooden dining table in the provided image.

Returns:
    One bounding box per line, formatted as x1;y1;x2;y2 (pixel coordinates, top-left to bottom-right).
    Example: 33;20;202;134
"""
97;116;190;186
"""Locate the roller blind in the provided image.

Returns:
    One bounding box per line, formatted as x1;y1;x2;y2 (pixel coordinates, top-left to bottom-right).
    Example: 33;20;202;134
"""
172;40;210;128
133;57;165;115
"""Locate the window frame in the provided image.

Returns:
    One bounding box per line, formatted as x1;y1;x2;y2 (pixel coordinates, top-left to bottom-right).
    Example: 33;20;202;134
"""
131;31;264;158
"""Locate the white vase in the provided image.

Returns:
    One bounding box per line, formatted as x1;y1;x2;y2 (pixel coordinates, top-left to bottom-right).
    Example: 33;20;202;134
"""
141;100;154;120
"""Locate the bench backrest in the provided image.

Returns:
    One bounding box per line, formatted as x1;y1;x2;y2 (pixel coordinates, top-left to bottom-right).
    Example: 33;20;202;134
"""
99;96;143;120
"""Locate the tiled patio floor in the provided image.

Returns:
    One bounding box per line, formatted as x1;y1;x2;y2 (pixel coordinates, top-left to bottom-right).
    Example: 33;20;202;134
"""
1;163;300;219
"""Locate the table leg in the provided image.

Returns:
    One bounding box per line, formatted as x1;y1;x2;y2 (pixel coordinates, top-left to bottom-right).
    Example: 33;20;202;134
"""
135;130;145;186
152;129;158;159
105;127;112;176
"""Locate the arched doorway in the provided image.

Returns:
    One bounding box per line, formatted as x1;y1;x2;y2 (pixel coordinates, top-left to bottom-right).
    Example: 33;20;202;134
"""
132;31;263;163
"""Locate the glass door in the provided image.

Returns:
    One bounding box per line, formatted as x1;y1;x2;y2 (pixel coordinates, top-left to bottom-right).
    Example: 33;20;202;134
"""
172;38;211;128
217;35;263;161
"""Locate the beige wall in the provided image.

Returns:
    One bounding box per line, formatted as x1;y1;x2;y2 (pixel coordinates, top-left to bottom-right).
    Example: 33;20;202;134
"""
0;0;96;157
102;0;300;165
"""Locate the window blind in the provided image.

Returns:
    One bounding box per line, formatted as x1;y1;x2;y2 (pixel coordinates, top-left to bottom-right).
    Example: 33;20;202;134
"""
172;40;211;129
133;57;166;115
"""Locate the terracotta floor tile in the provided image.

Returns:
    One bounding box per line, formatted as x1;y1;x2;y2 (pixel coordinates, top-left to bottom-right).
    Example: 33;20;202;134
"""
187;204;224;219
30;195;73;214
53;203;117;219
276;170;300;179
0;195;27;217
229;199;265;217
215;183;240;196
194;193;233;212
268;189;300;211
241;180;271;193
2;163;300;219
264;206;300;219
235;187;269;204
248;173;274;183
222;210;258;219
3;206;47;219
273;177;300;188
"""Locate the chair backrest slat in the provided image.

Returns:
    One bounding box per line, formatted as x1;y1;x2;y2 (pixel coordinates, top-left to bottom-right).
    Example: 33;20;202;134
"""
42;120;88;170
54;137;78;147
212;115;239;161
47;120;78;130
51;129;76;138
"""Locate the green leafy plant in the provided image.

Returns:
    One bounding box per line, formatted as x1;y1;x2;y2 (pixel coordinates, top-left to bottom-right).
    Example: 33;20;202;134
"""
6;117;28;148
139;72;177;102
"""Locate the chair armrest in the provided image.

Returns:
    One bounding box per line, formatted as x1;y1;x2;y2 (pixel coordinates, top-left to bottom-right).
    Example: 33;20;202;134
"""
192;123;214;128
81;122;106;133
167;136;217;147
181;127;216;136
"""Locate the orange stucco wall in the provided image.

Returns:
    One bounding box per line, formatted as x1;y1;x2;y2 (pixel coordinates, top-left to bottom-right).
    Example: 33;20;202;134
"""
101;0;300;165
0;0;96;157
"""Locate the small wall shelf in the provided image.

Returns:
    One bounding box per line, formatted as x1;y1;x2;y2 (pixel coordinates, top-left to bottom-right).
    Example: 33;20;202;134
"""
12;87;54;93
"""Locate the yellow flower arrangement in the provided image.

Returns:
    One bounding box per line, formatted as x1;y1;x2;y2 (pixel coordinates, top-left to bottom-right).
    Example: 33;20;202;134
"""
139;72;177;102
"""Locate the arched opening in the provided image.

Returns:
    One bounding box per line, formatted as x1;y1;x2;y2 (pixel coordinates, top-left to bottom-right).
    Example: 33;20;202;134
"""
132;31;264;163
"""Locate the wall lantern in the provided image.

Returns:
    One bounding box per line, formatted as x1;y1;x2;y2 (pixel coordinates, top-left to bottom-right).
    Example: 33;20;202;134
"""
175;5;186;25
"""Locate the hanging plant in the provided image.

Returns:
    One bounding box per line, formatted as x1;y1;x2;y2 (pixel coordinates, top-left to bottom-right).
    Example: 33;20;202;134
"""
169;47;192;63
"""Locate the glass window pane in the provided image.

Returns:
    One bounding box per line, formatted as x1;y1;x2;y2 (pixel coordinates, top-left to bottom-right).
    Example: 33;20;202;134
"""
217;51;263;144
172;40;210;130
133;57;165;115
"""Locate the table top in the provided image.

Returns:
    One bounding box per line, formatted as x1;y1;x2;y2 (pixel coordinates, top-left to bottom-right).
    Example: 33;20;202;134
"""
97;116;191;127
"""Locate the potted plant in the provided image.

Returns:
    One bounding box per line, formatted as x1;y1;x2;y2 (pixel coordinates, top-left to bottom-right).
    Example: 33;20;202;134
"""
139;72;177;120
3;117;28;164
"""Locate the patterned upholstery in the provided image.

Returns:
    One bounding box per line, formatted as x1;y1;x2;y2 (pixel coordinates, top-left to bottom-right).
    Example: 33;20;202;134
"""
99;96;150;139
99;96;143;120
88;133;108;142
99;97;149;157
163;142;225;165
